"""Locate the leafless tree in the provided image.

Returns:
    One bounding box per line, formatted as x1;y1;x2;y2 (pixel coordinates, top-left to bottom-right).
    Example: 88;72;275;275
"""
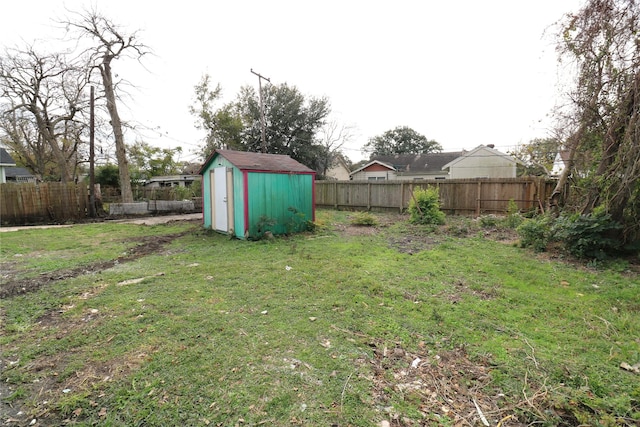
317;120;355;176
0;47;87;182
63;9;151;202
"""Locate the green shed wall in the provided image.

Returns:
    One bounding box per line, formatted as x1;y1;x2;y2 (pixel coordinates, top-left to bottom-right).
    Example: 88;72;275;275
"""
245;172;314;238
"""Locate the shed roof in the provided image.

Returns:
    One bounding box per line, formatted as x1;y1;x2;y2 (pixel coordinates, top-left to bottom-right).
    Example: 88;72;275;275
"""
1;148;17;166
199;149;315;174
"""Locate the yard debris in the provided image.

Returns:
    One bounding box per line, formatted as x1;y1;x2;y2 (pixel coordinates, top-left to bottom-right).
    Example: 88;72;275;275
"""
285;265;292;271
620;362;640;374
261;310;268;315
363;341;540;426
117;272;165;286
309;317;317;321
473;397;490;426
117;277;146;286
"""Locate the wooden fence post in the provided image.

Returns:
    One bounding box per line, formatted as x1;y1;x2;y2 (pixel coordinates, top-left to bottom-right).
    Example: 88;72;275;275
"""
476;181;482;216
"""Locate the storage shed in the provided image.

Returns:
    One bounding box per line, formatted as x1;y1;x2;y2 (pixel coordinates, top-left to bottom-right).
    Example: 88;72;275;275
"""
199;149;316;239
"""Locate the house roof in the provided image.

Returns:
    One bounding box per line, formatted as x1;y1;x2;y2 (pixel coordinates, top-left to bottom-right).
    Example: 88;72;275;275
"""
4;166;34;178
0;148;17;166
349;160;396;175
375;152;465;174
199;149;315;174
351;152;465;176
441;145;522;170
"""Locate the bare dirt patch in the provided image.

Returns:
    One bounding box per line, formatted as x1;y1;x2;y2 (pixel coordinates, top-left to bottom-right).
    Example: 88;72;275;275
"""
0;231;190;299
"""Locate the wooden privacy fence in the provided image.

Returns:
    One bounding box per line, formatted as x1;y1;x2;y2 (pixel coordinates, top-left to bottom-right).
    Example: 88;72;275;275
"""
1;182;93;225
100;186;200;204
315;178;558;215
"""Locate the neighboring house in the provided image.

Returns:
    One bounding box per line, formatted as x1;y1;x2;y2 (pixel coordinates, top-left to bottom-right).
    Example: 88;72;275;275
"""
350;152;463;181
350;145;521;181
4;166;37;183
0;148;17;183
144;174;201;188
441;145;523;179
349;160;397;181
324;156;351;180
551;150;571;176
199;149;315;239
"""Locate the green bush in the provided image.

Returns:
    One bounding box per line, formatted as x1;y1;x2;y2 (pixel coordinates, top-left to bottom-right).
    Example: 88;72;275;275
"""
408;187;445;225
553;210;623;259
479;215;500;228
517;215;554;252
287;207;315;233
350;211;379;226
505;199;524;229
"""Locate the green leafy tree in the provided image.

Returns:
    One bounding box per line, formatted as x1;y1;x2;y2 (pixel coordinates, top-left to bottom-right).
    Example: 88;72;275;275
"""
127;141;184;185
551;0;640;243
363;126;442;156
190;79;330;171
233;83;330;171
95;164;120;187
188;74;243;157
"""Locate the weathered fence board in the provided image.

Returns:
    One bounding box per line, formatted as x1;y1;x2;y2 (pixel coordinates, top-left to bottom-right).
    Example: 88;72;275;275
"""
316;178;556;215
1;182;90;225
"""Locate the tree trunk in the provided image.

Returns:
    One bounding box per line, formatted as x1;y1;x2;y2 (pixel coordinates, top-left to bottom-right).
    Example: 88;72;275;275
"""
549;137;578;215
32;110;73;183
100;60;133;203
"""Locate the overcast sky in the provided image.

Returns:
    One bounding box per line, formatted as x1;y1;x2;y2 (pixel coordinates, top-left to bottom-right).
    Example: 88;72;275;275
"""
2;0;585;163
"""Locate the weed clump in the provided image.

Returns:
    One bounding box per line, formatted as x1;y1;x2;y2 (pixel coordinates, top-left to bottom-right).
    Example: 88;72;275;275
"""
350;211;379;226
408;187;445;225
517;215;554;252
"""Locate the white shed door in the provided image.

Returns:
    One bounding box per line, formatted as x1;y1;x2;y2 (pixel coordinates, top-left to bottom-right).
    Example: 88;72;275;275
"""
213;167;228;232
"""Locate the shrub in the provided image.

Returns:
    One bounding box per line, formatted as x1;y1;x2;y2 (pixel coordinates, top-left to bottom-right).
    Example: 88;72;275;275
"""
479;215;500;228
553;210;623;259
408;187;446;225
350;211;379;226
517;215;554;252
504;199;524;229
287;207;315;233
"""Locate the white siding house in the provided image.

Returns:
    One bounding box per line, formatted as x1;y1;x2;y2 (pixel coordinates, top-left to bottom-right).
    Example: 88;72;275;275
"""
441;145;522;179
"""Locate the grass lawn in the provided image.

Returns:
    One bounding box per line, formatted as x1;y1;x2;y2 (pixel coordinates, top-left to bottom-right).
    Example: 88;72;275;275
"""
1;210;639;426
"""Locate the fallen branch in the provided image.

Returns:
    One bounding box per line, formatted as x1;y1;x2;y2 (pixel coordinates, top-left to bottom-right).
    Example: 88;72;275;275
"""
340;372;354;414
522;337;539;369
472;398;490;426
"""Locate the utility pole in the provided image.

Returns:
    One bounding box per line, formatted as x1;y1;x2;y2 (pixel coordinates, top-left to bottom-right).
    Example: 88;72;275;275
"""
250;68;270;153
89;85;96;217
